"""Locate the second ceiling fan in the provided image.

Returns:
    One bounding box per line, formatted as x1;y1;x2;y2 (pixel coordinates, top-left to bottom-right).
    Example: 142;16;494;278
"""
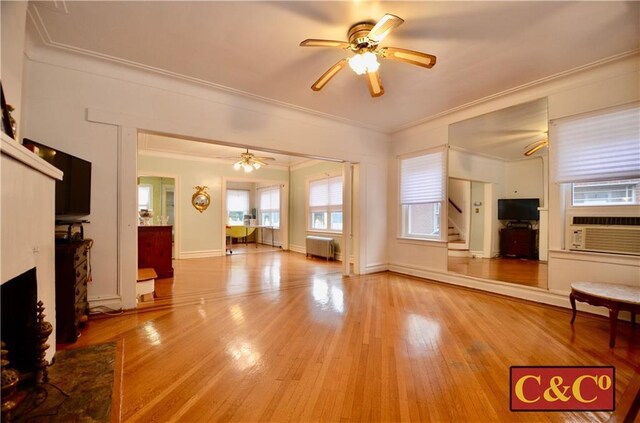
300;14;437;97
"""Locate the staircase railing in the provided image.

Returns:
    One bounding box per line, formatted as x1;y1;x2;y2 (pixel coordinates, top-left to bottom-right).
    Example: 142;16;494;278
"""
448;198;462;214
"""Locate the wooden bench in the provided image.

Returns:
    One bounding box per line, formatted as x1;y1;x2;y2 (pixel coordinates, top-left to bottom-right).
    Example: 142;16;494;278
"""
136;268;157;303
570;282;640;347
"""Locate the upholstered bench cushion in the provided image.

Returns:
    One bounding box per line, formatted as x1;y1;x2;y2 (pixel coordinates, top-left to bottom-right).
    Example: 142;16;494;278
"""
571;282;640;305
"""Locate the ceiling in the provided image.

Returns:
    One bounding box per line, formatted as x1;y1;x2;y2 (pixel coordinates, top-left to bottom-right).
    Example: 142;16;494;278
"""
138;133;318;168
449;98;548;161
28;1;639;133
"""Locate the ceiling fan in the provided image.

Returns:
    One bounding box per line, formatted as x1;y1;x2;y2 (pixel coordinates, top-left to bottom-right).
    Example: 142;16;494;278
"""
300;14;437;97
524;137;549;157
216;149;275;172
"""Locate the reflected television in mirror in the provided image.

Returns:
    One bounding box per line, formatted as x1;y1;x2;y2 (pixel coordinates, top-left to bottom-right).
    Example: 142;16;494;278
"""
498;198;540;221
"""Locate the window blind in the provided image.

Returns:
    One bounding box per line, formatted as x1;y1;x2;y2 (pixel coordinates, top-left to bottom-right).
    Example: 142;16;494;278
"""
400;149;445;204
552;104;640;183
310;176;342;208
227;189;249;212
259;187;280;210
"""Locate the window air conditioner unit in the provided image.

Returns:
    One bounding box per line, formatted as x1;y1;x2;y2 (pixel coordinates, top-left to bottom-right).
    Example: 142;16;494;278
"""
570;225;640;256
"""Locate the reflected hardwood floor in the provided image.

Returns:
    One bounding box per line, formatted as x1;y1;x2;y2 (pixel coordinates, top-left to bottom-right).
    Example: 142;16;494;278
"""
74;252;638;422
448;256;548;289
227;243;283;255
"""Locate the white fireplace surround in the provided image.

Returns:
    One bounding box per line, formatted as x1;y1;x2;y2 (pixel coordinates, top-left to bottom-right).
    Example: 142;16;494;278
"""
1;132;62;361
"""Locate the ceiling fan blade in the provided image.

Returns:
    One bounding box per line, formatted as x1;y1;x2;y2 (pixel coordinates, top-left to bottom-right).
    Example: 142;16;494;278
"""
300;39;350;49
524;139;548;156
254;156;275;161
379;47;437;68
524;139;548;150
365;70;384;97
368;14;404;43
311;58;348;91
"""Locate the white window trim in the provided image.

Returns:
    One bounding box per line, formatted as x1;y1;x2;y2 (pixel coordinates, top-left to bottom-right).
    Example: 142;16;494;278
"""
305;171;343;233
397;146;448;242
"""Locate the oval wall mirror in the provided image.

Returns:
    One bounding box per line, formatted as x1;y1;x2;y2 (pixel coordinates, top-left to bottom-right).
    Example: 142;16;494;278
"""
192;186;211;213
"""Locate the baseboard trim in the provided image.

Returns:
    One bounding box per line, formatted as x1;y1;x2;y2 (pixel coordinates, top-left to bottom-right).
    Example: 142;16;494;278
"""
179;249;223;259
388;262;628;319
447;249;470;257
364;263;389;274
289;244;306;255
88;296;124;312
469;250;485;258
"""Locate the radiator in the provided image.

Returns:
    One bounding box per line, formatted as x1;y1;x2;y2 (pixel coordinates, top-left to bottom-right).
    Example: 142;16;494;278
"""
306;236;334;260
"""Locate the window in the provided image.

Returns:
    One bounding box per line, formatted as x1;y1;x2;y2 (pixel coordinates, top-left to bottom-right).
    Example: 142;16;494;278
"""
259;186;280;228
308;175;342;232
552;103;640;208
572;179;640;206
138;184;153;211
227;189;249;225
399;149;445;239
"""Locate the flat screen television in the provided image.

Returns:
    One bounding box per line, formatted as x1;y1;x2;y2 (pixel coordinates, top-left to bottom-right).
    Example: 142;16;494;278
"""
498;198;539;221
23;139;91;216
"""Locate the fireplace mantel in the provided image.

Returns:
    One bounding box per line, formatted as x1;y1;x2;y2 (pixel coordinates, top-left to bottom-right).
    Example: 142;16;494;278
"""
1;132;62;361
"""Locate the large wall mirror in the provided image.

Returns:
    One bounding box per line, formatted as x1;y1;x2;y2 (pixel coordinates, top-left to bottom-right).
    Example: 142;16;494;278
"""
447;98;549;289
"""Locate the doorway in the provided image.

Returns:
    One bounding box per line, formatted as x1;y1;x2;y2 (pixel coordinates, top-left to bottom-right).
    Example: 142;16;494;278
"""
137;175;178;258
223;178;289;256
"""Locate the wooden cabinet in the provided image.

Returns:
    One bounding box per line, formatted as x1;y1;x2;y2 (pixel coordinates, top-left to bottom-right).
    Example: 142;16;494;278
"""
55;240;90;343
138;226;173;278
500;228;538;259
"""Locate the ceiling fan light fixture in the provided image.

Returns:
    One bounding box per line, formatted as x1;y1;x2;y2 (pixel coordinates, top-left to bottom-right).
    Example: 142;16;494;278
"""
348;51;379;75
253;162;261;170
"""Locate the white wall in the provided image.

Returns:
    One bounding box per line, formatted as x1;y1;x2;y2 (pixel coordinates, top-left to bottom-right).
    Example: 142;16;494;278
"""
389;54;640;306
21;44;389;309
504;158;544;200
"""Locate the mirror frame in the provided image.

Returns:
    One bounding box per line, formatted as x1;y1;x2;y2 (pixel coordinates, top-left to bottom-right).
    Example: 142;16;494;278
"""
192;185;211;213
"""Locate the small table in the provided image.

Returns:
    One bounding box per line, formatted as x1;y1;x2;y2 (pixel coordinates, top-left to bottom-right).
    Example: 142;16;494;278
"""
250;225;275;248
570;282;640;347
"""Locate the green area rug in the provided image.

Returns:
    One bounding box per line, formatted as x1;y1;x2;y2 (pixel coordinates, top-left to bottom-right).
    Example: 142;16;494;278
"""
14;342;116;422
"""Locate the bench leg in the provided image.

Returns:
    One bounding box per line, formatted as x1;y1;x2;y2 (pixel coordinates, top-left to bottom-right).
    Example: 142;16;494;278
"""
609;307;619;348
570;293;577;324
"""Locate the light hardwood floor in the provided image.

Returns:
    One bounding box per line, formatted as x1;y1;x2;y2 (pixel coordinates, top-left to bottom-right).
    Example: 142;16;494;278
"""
72;251;638;422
